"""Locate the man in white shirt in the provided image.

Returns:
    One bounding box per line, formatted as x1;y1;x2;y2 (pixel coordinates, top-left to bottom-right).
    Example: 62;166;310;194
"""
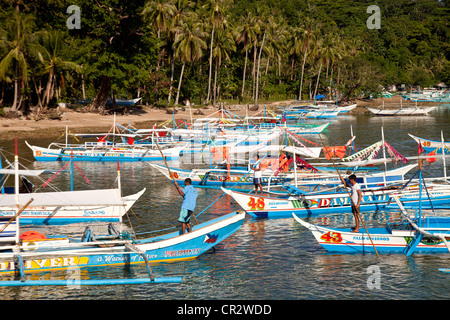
342;174;362;233
252;154;263;195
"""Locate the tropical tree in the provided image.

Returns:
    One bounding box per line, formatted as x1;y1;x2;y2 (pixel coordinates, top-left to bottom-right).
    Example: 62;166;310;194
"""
253;7;271;106
202;0;231;104
0;11;43;111
172;17;207;105
141;0;176;39
298;18;316;101
166;0;195;104
235;11;259;99
262;15;288;87
212;26;236;105
38;31;81;109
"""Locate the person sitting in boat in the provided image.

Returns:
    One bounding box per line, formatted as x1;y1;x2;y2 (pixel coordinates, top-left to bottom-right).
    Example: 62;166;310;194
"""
174;178;198;234
252;154;263;195
341;174;362;233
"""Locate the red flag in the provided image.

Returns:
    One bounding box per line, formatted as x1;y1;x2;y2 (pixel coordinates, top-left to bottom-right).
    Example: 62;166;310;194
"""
127;137;134;145
418;141;424;154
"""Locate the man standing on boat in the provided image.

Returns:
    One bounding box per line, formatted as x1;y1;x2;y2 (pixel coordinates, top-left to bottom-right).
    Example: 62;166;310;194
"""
252;154;264;195
342;174;362;233
174;178;198;234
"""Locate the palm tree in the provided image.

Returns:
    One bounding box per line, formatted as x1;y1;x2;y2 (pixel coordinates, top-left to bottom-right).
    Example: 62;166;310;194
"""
172;18;207;105
287;26;303;82
202;0;230;105
141;0;176;39
212;27;236;105
298;18;316;101
235;11;259;100
0;11;42;111
166;0;195;104
316;32;343;99
38;31;80;108
142;0;176;72
253;8;271;106
262;16;288;88
312;37;325;100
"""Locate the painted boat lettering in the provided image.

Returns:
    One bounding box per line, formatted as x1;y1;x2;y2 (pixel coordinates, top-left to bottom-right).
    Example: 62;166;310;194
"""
83;210;106;216
247;197;265;210
0;256;89;271
353;236;390;241
164;248;201;258
320;231;343;243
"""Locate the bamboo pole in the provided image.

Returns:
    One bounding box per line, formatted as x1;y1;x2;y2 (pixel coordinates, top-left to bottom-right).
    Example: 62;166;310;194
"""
154;139;199;225
0;198;34;235
318;134;380;257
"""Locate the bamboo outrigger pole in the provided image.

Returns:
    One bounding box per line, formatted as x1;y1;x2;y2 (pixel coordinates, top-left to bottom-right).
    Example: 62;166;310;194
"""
0;198;34;235
154;138;199;225
318;134;380;257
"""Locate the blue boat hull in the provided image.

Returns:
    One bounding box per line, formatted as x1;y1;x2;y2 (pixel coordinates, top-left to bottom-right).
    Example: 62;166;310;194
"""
248;196;450;219
0;211;246;275
294;214;450;255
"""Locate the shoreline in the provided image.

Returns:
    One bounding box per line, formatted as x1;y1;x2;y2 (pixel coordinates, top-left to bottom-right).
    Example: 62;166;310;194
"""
0;97;441;141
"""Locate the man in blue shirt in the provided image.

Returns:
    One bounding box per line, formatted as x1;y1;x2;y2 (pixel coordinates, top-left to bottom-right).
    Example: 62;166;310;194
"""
174;178;198;234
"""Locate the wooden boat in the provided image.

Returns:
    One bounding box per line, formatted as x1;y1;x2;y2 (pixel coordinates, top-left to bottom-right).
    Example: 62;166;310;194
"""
26;140;187;162
293;188;450;255
312;104;357;113
408;133;450;154
366;106;435;116
0;142;245;286
305;110;340;119
151;162;417;189
0;187;145;225
221;175;450;218
292;209;450;255
0;149;145;225
77;97;142;106
0;210;245;284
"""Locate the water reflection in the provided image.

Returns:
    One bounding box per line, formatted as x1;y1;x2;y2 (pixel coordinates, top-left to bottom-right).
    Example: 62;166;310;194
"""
0;105;449;299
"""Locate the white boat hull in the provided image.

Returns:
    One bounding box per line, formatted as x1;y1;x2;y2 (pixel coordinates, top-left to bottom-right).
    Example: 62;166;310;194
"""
0;188;146;225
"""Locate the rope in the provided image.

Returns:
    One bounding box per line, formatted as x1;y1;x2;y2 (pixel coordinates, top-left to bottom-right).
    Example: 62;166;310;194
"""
42;162;70;188
420;174;436;216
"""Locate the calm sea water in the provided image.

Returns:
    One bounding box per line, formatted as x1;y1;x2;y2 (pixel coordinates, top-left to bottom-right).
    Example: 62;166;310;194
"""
0;104;449;301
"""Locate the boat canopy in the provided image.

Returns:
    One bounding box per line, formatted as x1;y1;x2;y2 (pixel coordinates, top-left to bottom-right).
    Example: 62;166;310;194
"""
0;189;123;207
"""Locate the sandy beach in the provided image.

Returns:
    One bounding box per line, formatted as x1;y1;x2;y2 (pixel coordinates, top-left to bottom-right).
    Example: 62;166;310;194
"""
0;96;437;141
0;100;292;140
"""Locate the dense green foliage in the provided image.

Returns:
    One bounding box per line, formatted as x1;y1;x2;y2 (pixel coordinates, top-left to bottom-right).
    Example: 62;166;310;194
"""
0;0;448;112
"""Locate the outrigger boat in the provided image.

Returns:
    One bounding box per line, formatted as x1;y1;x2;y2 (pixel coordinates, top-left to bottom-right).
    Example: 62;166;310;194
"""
0;209;245;285
292;200;450;255
0;146;145;225
0;145;246;285
0;211;245;276
151;162;417;190
366;106;435;116
26;121;187;162
293;177;450;255
26;140;186;162
221;168;450;219
408;132;449;155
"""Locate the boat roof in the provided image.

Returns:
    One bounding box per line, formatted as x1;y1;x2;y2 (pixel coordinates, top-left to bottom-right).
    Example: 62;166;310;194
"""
0;169;45;176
